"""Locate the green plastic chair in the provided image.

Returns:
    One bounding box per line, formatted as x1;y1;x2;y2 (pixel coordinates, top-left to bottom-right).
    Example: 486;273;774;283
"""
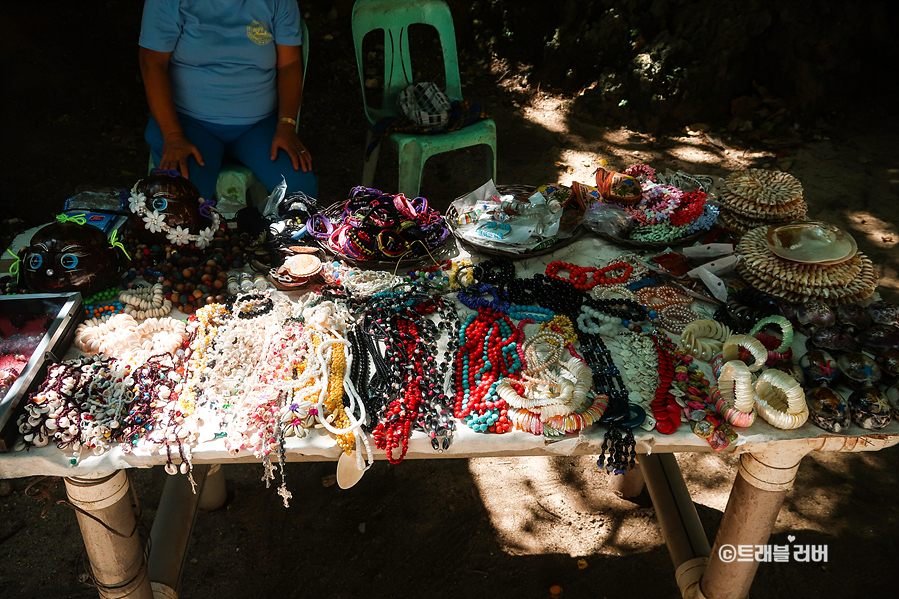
351;0;497;198
149;20;310;213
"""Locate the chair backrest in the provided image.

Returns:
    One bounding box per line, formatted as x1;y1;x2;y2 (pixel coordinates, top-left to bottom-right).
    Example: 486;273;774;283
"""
351;0;462;125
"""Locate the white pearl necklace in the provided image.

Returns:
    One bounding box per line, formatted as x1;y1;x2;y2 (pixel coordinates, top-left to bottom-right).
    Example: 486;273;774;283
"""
343;270;399;298
496;332;592;421
120;283;173;320
576;305;622;337
75;313;188;366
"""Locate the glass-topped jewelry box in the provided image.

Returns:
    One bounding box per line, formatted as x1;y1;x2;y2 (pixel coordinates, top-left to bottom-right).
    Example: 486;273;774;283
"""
0;292;84;451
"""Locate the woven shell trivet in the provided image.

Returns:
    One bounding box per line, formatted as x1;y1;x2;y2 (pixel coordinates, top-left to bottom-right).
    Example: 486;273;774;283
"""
738;260;876;297
720;207;801;234
740;234;863;289
737;266;877;304
721;192;808;220
736;227;877;304
725;169;804;206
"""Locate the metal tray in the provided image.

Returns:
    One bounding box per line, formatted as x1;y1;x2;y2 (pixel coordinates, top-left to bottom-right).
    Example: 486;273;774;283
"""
0;292;84;451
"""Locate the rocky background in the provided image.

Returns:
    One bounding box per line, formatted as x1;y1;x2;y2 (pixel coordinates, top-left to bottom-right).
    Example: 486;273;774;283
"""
467;0;898;131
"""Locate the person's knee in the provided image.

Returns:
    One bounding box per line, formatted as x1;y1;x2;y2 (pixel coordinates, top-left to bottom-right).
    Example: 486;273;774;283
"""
178;159;218;200
285;169;319;201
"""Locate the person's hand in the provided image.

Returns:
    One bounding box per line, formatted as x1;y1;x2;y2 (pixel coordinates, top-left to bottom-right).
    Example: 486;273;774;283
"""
160;133;204;179
271;122;311;172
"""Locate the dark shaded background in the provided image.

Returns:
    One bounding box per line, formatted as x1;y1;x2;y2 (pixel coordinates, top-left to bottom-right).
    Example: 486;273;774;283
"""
2;0;897;230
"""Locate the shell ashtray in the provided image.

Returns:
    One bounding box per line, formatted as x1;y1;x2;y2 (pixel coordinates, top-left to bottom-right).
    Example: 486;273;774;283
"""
765;221;857;264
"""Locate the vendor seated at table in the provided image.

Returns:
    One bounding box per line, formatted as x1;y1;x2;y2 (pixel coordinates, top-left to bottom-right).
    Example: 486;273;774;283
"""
138;0;319;203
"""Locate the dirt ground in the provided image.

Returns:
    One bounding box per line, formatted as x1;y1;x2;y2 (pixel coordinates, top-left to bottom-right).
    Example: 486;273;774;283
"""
1;2;898;598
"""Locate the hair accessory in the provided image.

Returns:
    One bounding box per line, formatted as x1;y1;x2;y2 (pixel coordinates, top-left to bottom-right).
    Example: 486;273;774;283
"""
109;229;131;260
457;283;509;313
628;185;683;225
198;198;217;219
56;214;88;226
376;230;409;257
623;164;657;182
127;184;220;249
5;248;21;279
323;187;450;261
306;213;333;240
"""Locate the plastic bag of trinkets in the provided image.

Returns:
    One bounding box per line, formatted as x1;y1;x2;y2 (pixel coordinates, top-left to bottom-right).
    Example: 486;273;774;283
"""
450;181;566;253
582;202;635;237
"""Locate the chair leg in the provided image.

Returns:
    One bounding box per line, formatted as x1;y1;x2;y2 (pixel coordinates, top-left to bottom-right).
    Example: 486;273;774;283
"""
397;143;424;199
485;143;497;185
362;130;380;187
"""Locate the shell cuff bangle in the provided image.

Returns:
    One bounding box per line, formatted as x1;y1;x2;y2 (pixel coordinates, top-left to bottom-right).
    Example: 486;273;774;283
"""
722;334;768;373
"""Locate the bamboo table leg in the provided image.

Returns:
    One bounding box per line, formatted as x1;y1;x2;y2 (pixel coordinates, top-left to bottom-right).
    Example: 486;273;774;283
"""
64;470;153;599
700;447;806;599
148;465;209;597
641;453;711;599
198;463;226;511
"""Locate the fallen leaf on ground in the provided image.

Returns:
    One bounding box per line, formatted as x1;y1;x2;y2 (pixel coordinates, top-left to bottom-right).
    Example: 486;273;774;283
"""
685;122;710;135
776;158;793;171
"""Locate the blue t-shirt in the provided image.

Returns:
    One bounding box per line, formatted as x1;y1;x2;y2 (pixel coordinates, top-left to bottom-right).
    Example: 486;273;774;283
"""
139;0;304;125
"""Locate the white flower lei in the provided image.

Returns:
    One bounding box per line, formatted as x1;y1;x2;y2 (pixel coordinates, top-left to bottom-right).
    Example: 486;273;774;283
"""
128;185;220;247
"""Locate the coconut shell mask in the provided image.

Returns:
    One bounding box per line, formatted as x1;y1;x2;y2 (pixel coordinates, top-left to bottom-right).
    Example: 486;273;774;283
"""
128;170;220;248
19;216;123;294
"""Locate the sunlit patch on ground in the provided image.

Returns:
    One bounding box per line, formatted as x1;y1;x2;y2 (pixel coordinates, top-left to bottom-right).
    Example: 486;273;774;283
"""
843;211;899;296
845;211;899;249
665;144;724;165
468;456;664;558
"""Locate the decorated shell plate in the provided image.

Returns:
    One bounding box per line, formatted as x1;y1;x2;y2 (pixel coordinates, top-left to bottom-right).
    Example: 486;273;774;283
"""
765;221;857;264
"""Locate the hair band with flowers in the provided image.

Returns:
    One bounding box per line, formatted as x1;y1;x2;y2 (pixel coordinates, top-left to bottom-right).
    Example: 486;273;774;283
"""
626;184;684;226
128;184;220;249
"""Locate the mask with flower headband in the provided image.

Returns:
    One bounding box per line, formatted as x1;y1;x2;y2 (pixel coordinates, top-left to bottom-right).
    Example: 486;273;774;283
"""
127;170;220;248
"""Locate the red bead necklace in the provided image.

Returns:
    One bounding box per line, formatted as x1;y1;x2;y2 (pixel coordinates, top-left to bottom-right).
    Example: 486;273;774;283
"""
545;261;634;290
371;318;424;463
545;261;588;288
452;307;519;434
